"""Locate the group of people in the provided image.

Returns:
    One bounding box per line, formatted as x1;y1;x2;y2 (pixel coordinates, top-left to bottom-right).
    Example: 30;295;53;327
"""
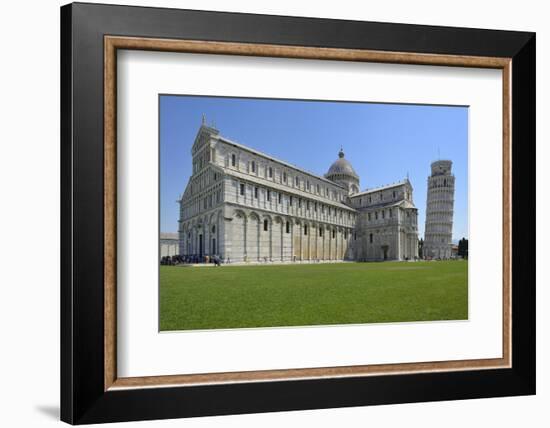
203;255;222;266
160;254;223;266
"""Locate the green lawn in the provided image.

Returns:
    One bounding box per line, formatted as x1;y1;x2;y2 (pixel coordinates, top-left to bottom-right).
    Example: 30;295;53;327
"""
159;260;468;331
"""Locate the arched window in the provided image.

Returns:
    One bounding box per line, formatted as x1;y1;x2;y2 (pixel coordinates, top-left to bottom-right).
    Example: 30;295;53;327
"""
319;228;323;237
251;161;256;173
369;233;373;243
444;179;447;187
211;225;216;233
231;154;236;167
332;229;336;239
286;221;290;234
304;225;308;235
268;167;273;178
263;219;268;231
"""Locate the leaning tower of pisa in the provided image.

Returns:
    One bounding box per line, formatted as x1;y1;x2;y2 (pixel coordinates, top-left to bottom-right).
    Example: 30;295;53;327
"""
423;160;455;259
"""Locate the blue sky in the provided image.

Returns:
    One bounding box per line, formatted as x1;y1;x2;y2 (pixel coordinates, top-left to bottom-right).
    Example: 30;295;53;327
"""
160;95;469;242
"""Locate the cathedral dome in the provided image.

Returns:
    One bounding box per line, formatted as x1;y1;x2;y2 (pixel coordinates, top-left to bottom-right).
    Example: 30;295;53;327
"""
326;149;359;179
325;148;360;195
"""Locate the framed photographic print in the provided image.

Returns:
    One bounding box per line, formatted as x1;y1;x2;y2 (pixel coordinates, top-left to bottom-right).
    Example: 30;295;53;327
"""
61;2;535;424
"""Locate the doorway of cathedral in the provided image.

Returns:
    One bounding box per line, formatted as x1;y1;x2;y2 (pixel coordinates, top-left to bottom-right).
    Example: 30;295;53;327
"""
382;245;389;260
199;234;203;258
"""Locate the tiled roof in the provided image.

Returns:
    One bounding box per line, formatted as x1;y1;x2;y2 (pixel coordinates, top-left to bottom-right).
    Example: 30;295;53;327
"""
221;167;355;211
217;136;346;188
160;232;179;240
352;179;410;197
356;199;417;211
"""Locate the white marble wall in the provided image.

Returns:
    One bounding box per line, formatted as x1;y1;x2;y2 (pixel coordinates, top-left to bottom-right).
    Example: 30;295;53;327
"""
160;241;178;257
351;206;419;261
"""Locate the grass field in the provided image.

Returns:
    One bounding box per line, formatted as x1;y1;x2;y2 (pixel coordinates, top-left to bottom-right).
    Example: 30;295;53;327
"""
159;260;468;331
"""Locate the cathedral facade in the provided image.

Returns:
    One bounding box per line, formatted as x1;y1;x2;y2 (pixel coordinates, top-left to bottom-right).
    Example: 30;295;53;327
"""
178;122;419;263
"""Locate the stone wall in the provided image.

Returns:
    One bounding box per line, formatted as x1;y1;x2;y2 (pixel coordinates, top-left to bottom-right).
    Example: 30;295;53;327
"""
220;206;353;263
352;206;419;261
160;240;179;257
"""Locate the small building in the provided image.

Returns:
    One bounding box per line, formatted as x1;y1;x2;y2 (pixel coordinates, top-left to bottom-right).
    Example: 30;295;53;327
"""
160;232;179;258
451;244;459;258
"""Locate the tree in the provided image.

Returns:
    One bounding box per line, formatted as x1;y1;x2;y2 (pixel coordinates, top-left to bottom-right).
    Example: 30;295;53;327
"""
418;238;424;259
458;237;468;259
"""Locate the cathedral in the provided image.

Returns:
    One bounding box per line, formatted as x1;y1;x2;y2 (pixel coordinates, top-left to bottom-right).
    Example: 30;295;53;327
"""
178;120;420;262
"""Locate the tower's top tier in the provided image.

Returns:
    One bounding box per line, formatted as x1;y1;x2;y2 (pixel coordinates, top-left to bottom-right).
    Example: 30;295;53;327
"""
430;160;453;176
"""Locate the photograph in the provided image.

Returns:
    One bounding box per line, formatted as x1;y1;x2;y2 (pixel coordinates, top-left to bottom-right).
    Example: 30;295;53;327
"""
54;2;536;424
159;95;469;331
